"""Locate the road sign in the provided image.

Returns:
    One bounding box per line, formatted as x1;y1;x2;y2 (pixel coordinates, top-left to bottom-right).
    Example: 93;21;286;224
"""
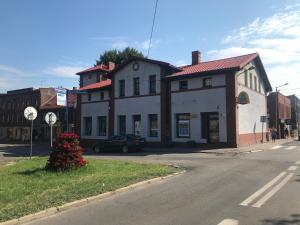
24;107;37;121
45;112;57;148
45;112;57;125
56;90;66;106
23;106;37;159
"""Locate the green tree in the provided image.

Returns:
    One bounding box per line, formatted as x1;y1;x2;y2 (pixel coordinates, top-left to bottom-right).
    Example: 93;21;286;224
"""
96;47;144;66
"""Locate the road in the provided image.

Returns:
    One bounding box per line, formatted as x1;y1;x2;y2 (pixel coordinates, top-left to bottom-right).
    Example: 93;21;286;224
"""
17;141;300;224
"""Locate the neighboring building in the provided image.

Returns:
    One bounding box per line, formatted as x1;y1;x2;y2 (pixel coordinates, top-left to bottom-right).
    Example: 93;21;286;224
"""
0;87;77;141
267;92;291;138
40;93;77;140
76;51;272;147
288;94;300;136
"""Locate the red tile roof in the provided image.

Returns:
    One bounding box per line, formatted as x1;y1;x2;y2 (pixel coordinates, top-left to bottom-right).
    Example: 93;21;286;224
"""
76;64;109;75
40;94;77;110
168;53;258;77
78;79;111;91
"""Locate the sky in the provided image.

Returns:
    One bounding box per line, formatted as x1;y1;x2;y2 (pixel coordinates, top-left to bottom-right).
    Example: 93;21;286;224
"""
0;0;300;96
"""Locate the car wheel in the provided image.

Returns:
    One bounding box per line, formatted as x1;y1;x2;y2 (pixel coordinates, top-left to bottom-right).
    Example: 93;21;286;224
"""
93;145;102;153
122;145;129;153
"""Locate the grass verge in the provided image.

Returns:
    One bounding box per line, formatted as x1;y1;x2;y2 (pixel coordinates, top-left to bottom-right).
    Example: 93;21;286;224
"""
0;157;178;222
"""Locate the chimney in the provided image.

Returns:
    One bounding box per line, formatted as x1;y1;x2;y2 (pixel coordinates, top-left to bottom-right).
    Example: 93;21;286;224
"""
192;50;201;65
108;61;115;71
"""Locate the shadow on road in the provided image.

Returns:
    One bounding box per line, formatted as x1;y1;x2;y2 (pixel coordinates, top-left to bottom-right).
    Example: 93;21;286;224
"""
263;214;300;225
0;143;50;159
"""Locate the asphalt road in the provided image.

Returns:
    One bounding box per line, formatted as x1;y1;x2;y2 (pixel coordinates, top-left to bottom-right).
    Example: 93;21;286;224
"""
16;141;300;224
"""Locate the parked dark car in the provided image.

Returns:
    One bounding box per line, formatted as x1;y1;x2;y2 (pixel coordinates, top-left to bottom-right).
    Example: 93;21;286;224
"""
92;134;146;153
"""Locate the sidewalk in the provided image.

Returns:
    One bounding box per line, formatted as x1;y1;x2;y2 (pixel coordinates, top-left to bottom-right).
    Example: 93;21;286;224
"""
200;138;296;155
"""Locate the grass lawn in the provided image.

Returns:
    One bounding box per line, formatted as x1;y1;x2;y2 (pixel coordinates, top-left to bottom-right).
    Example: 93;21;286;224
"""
0;157;178;222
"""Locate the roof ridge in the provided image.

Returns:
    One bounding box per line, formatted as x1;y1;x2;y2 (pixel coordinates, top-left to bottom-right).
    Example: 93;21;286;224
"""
184;52;258;68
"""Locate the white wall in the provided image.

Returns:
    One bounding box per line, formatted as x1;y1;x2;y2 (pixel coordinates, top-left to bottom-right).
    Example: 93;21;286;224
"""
82;72;98;87
171;87;227;143
81;90;109;102
81;90;109;139
114;96;161;142
114;61;161;97
113;60;161;142
237;61;268;135
171;74;225;91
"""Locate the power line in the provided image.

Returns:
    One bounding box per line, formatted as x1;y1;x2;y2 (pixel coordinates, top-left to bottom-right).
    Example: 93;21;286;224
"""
146;0;159;58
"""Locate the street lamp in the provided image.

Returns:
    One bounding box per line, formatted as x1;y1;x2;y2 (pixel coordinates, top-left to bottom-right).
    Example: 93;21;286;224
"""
275;83;289;139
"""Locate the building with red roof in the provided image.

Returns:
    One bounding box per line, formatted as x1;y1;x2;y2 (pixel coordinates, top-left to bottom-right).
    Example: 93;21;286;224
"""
75;51;272;148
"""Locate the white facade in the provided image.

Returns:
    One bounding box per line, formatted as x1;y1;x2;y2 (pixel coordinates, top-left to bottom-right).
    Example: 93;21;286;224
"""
113;61;161;142
171;74;227;143
81;90;109;139
237;62;268;136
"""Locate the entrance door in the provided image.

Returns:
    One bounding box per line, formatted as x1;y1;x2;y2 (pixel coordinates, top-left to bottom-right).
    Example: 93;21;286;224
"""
208;113;219;143
133;115;141;136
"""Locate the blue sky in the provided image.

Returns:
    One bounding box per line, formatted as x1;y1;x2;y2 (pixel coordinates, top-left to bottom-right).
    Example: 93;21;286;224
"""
1;0;300;95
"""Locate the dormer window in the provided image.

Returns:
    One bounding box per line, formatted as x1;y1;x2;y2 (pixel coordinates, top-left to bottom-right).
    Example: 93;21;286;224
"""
203;78;212;88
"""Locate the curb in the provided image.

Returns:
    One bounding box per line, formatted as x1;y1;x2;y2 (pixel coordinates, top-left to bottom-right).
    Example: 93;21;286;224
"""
0;170;185;225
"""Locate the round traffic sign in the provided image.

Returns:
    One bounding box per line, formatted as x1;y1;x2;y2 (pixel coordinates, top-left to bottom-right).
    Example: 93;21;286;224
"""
45;112;57;125
24;107;38;121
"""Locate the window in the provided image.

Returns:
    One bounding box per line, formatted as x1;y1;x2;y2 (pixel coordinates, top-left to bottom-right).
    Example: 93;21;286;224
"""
176;114;190;137
179;80;188;90
100;92;104;100
133;77;140;95
244;70;248;87
118;115;126;135
119;80;125;97
249;73;253;89
97;116;107;136
203;78;212;88
254;76;257;91
83;117;92;136
149;114;158;137
149;75;156;94
88;93;92;101
258;78;261;93
88;74;92;79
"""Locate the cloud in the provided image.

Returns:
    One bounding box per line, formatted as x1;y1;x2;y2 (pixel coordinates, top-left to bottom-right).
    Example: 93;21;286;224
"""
43;65;86;78
207;3;300;95
89;36;160;52
0;65;24;75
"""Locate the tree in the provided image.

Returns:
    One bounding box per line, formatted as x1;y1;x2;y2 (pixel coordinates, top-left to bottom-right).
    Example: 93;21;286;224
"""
96;47;144;66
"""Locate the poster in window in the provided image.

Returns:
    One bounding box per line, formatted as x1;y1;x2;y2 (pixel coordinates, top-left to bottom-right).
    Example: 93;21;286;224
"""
178;120;190;137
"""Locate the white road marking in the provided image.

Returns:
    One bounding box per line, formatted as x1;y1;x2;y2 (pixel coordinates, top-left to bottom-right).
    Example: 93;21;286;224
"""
296;161;300;165
271;145;283;150
252;173;294;208
285;146;297;150
251;150;263;153
240;172;287;206
287;166;298;171
218;219;239;225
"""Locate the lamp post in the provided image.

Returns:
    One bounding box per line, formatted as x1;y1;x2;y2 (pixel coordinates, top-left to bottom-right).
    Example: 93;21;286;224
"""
275;83;288;139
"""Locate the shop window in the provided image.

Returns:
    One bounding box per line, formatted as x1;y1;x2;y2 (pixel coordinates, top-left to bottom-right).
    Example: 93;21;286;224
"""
97;116;107;136
176;113;190;137
83;117;92;136
149;114;158;137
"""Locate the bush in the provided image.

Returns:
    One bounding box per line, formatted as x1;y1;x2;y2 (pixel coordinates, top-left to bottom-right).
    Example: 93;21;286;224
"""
45;133;87;171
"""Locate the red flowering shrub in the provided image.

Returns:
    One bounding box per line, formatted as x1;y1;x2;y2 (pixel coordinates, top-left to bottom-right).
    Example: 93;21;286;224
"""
46;133;87;171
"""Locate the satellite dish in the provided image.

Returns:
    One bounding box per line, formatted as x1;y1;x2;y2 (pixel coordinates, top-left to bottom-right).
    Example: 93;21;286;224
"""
45;112;57;125
24;107;37;121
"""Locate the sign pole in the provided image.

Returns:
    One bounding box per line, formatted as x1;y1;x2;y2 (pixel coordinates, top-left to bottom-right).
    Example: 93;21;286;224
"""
66;90;69;132
50;124;53;148
261;121;264;143
30;119;33;159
